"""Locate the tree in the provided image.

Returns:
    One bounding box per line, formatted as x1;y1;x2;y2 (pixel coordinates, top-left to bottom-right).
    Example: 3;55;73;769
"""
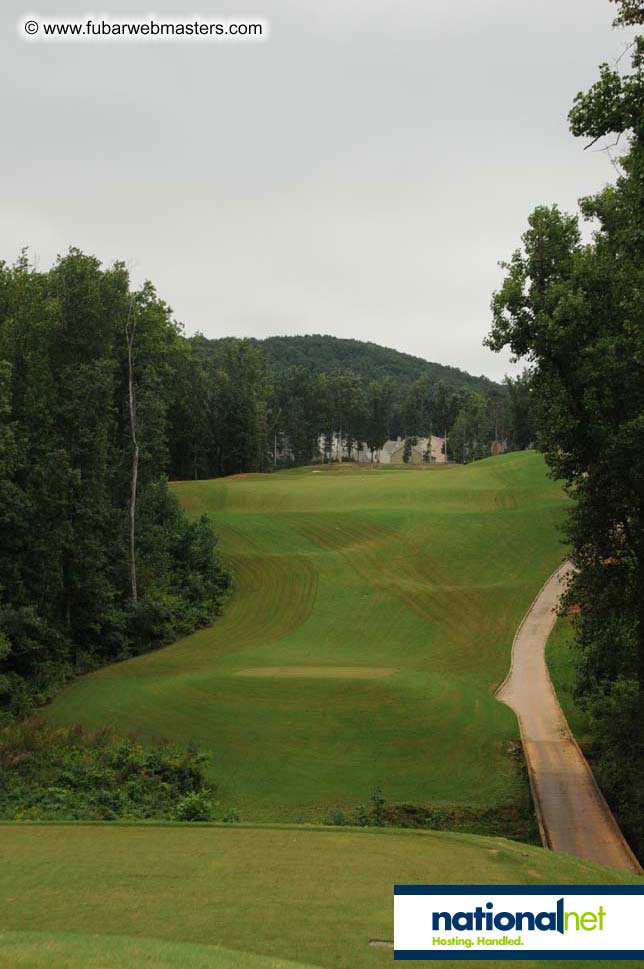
401;378;430;437
429;382;460;439
205;339;270;476
365;378;395;460
448;392;488;463
268;366;321;465
125;299;139;602
402;436;417;463
609;0;643;26
0;250;230;718
166;338;211;480
486;3;644;856
504;370;535;450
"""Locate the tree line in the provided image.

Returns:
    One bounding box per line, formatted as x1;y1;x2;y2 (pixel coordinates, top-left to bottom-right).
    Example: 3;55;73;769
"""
487;0;644;858
274;366;534;465
0;251;534;721
168;344;535;475
0;251;230;719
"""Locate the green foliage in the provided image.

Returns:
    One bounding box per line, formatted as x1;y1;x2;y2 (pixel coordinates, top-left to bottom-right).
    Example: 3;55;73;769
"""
266;366;516;468
504;370;535;450
167;336;270;479
222;807;241;823
325;785;538;842
364;377;395;455
402;436;414;463
48;453;567;823
174;790;215;821
610;0;644;26
236;334;497;392
545;618;592;742
0;250;230;717
448;393;488;463
0;719;216;821
583;679;644;854
195;335;514;468
487;4;644;860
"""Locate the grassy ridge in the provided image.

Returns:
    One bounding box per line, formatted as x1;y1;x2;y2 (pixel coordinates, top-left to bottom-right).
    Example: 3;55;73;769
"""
46;452;568;821
0;823;640;969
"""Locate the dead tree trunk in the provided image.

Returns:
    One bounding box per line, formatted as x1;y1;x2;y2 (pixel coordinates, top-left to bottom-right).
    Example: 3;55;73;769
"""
125;302;139;603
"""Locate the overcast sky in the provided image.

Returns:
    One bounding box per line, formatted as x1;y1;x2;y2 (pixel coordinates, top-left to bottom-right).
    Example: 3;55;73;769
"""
1;1;634;380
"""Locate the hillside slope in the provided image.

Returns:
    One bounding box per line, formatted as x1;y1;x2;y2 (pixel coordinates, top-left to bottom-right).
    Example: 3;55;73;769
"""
47;452;568;824
209;333;499;392
0;823;640;969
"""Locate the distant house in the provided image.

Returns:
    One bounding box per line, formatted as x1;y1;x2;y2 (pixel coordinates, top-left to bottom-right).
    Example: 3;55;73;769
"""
378;435;446;465
317;433;447;465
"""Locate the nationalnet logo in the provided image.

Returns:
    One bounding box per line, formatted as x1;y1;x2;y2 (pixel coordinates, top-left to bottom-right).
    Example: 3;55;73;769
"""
393;885;644;960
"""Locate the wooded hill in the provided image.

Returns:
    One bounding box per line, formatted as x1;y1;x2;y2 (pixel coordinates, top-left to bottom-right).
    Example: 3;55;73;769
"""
206;334;498;395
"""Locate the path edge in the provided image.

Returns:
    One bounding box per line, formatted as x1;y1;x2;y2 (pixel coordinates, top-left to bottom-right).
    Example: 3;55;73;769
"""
495;562;643;875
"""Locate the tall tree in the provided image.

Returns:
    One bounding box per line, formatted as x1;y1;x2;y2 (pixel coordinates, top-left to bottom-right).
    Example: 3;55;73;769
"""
0;251;229;718
486;2;644;855
125;300;139;603
365;378;395;459
401;378;430;438
504;371;535;450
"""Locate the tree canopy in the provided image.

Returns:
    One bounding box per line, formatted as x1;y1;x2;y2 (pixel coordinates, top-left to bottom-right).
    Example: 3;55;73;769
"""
0;251;230;719
487;3;644;856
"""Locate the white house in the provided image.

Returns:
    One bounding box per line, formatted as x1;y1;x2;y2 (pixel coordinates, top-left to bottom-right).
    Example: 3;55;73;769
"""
318;434;446;464
377;435;446;465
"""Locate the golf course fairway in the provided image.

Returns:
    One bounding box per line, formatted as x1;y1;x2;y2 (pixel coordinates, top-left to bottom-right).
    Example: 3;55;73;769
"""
46;452;569;823
0;823;641;969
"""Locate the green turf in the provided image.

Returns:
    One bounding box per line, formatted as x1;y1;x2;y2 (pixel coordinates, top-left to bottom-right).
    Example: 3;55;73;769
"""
0;823;641;969
46;452;569;821
45;453;564;820
546;616;591;744
0;932;315;969
10;455;640;969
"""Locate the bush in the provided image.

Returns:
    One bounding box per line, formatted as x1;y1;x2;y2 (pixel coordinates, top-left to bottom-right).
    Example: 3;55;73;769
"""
174;791;214;822
0;719;217;822
323;786;539;843
323;808;347;826
582;677;644;862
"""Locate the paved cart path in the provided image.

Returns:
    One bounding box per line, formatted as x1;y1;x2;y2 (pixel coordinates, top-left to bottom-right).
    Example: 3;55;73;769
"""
497;563;642;874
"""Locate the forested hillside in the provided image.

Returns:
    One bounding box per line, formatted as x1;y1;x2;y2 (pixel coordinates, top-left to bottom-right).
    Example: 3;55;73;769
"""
195;335;535;467
210;334;496;393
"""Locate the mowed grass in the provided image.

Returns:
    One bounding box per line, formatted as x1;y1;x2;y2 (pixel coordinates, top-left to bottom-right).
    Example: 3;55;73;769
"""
0;823;641;969
46;452;569;821
546;617;592;744
0;932;314;969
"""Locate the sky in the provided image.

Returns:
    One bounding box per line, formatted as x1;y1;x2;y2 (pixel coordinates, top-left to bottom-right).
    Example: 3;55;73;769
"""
1;1;634;381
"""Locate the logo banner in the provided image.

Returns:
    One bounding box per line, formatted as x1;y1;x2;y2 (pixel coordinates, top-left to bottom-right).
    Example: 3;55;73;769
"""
394;885;644;960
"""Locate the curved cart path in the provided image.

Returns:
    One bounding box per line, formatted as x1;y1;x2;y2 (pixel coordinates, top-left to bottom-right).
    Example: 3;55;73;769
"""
497;563;642;874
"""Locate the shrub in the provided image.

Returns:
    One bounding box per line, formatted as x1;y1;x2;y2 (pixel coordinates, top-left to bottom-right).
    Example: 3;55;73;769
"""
0;719;217;822
174;791;214;822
